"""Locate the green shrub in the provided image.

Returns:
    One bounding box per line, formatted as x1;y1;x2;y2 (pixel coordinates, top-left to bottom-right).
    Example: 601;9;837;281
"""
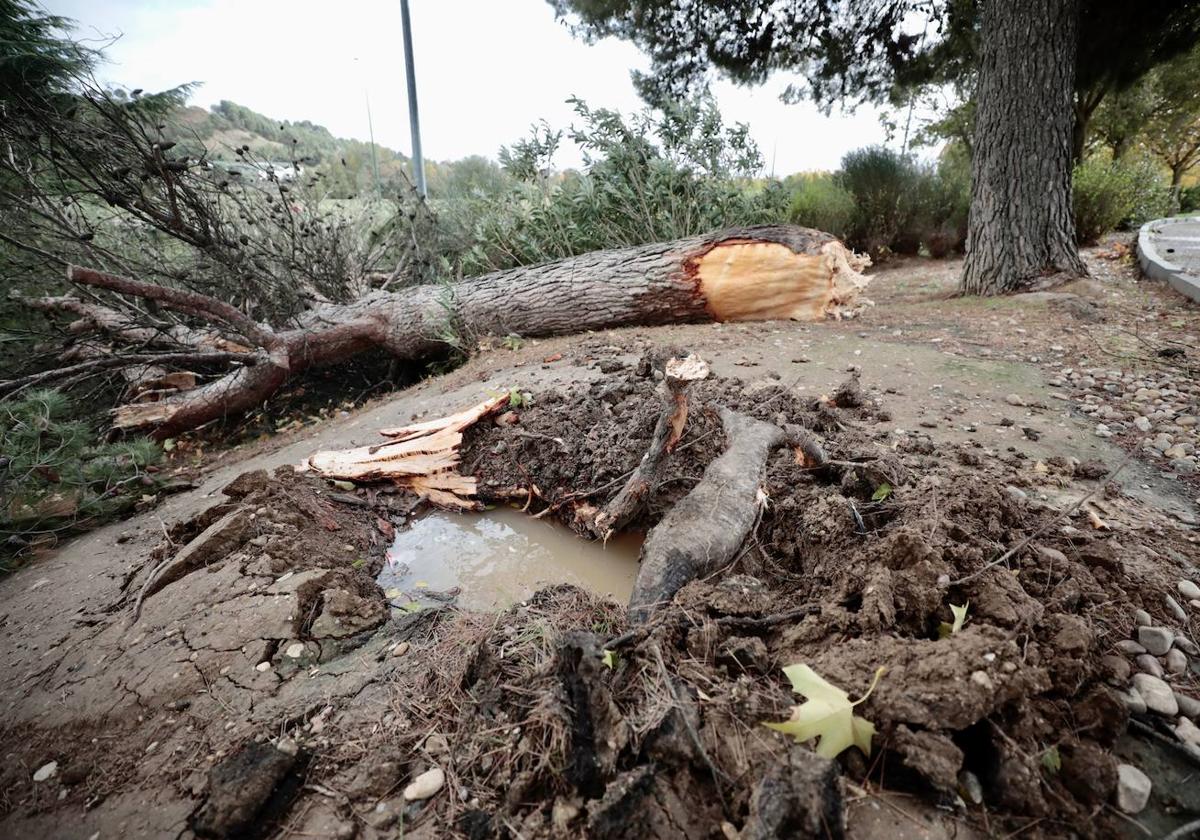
449;95;788;276
1073;157;1176;243
1180;185;1200;214
912;155;971;258
839;146;917;255
787;174;856;239
1;390;161;561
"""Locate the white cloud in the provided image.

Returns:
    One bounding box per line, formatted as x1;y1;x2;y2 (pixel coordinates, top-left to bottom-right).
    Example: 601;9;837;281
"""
48;0;894;174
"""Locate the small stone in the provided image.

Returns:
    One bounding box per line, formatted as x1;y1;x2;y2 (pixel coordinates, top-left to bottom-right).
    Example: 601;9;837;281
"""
1138;626;1174;656
256;661;272;672
1175;692;1200;718
1115;764;1152;814
1134;609;1152;627
285;642;306;659
1177;636;1200;657
423;733;449;755
1005;394;1025;407
1132;673;1179;716
1134;416;1152;433
1180;580;1200;601
958;769;984;805
1174;458;1199;475
32;761;57;782
391;641;410;658
1176;717;1200;747
402;767;445;802
1115;639;1147;656
1165;595;1188;623
1136;654;1164;678
553;800;581;832
1165;649;1188;675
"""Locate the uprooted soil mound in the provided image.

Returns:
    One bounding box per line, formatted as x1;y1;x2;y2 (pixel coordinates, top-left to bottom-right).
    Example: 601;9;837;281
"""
1;352;1197;839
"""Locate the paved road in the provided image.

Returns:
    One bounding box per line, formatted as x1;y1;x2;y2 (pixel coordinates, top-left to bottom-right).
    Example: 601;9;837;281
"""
1139;217;1200;302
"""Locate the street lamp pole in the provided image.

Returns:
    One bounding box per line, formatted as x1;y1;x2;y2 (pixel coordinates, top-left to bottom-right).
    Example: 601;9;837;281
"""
399;0;427;198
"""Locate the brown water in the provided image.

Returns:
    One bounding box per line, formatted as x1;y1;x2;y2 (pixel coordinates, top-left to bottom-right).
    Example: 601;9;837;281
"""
378;507;643;610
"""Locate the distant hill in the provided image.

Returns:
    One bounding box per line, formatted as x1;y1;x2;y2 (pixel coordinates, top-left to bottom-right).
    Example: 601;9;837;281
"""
169;100;510;202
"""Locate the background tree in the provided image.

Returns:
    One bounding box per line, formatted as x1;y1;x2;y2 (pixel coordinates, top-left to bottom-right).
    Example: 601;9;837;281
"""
551;0;1200;293
1139;45;1200;187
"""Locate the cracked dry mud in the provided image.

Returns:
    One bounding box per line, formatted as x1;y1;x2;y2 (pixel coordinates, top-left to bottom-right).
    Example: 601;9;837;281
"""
3;248;1200;840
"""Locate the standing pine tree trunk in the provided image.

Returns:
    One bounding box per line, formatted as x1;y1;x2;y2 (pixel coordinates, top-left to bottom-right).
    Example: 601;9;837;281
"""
961;0;1086;295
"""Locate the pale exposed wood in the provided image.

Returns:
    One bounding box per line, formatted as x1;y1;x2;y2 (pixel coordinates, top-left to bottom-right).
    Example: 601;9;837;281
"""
694;240;871;322
379;394;510;440
300;395;508;508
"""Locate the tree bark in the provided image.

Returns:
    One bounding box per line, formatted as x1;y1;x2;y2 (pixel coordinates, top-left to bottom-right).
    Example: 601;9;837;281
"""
962;0;1086;296
27;225;868;437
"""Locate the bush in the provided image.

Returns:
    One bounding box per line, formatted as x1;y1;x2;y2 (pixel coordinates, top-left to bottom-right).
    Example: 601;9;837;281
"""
448;95;788;276
787;174;856;239
1181;184;1200;214
823;146;968;259
1073;156;1176;243
839;146;916;255
911;154;971;257
1;390;161;562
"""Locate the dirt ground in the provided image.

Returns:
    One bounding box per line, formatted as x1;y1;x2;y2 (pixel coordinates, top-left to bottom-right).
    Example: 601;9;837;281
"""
2;242;1199;839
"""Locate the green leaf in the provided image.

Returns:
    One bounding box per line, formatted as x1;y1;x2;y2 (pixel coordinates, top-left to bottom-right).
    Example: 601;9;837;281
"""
764;664;885;759
330;479;355;491
1041;746;1061;774
601;649;618;669
162;438;176;452
870;482;892;502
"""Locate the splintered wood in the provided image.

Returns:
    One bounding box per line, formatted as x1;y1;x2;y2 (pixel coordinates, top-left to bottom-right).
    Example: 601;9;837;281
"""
299;394;509;508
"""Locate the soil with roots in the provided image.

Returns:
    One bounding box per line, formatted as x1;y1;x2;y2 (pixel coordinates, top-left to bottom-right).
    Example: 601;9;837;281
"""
2;342;1199;840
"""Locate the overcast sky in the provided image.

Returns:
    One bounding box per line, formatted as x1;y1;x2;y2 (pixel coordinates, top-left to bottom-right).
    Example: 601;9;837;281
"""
45;0;894;175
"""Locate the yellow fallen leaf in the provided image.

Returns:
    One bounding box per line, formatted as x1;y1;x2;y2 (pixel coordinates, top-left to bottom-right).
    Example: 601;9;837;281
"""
764;664;885;759
938;601;970;638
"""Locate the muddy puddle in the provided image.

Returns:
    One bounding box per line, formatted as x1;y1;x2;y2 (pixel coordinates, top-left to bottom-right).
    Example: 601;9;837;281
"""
378;506;642;609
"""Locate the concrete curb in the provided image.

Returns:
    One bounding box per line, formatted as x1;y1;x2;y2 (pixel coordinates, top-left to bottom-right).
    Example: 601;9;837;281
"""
1137;217;1200;303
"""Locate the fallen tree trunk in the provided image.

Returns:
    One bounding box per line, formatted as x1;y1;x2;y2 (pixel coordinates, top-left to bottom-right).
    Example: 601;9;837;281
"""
628;407;785;621
24;225;868;436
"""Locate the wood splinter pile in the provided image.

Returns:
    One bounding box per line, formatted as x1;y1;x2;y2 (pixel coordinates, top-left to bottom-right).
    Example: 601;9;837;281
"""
298;393;510;509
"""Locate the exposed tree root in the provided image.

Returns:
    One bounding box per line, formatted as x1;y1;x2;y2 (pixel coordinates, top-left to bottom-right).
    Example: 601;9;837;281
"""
588;355;709;540
629;406;785;621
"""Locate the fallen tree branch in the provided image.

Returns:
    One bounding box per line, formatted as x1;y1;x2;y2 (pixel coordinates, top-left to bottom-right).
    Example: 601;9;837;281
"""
0;350;247;397
66;264;276;347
